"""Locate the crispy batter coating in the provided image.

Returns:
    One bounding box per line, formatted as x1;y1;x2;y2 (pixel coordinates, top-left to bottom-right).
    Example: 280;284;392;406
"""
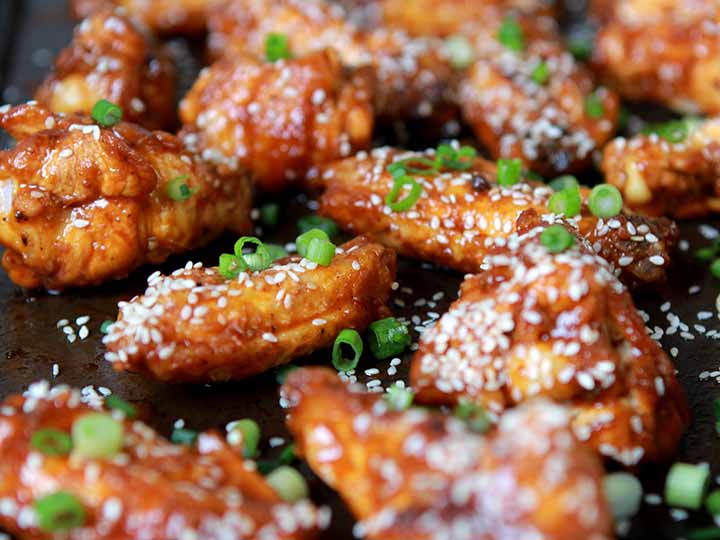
410;223;689;465
179;49;374;193
282;367;613;540
0;103;251;290
602;118;720;218
315;146;677;288
593;0;720;114
36;10;176;131
0;382;325;540
206;0;453;121
104;236;396;382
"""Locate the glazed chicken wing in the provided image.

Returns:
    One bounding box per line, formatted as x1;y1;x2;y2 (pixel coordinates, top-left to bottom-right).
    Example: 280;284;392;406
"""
0;381;325;540
180;49;374;193
602;118;720;218
0;103;251;290
411;222;689;465
594;0;720;114
282;367;613;540
36;10;176;131
104;236;396;382
315;146;677;288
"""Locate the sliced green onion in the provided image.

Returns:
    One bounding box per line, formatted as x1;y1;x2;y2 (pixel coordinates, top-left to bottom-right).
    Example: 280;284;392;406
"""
454;399;491;433
434;144;477;170
228;419;261;458
696;247;717;262
686;528;720;540
266;466;308;502
171;428;198;446
714;397;720;422
265;33;291;62
548;186;582;218
386;176;423;212
332;329;363;372
388;156;437;176
540;224;575;253
568;35;593;61
275;364;298;384
585;92;604;119
368;317;411;359
642;117;701;143
531;60;550;85
166;175;195;201
71;413;124;459
498;16;524;52
306;238;336;266
549;175;579;192
260;203;280;226
257;443;297;475
266;243;288;262
31;428;72;456
100;320;113;334
296;228;329;258
279;443;296;465
34;492;86;532
588;183;623;218
105;395;137;419
603;472;643;519
707;489;720;516
496;158;523;187
91;99;122;127
234;236;272;272
711;258;720;280
297;215;339;237
664;462;710;510
385;383;414;411
444;35;476;69
219;253;245;279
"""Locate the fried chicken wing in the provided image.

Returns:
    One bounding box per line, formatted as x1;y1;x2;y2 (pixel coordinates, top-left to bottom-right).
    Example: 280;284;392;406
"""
179;49;374;193
206;0;453;121
593;0;720;114
602;118;720;218
103;236;396;382
0;381;325;540
282;367;613;540
315;146;677;288
0;103;251;290
411;222;689;465
36;10;176;131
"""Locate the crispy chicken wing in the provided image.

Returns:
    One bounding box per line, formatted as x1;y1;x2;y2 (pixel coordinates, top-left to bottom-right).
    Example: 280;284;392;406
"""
206;0;453;121
0;381;325;540
104;236;396;382
179;49;374;193
593;0;720;114
411;222;689;465
0;103;251;290
602;118;720;218
282;367;613;540
36;10;176;131
315;146;677;288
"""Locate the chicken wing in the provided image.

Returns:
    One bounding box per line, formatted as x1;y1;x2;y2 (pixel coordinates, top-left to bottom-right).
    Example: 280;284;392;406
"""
282;367;613;540
36;10;176;131
0;381;325;540
410;221;689;465
601;118;720;218
104;236;396;382
593;0;720;114
0;102;251;290
206;0;453;121
315;146;677;288
179;49;374;193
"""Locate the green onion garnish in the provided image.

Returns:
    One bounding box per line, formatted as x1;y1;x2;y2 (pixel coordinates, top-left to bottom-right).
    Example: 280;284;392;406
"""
454;399;491;433
540;224;574;253
696;247;717;262
91;99;122;127
434;144;477;170
642;118;701;143
388;156;437;176
100;320;113;334
584;92;604;119
603;472;643;519
234;236;272;272
266;243;288;262
498;16;524;52
386;176;423;212
531;60;550;85
714;397;720;429
257;443;297;475
707;489;720;517
665;462;710;510
266;466;308;502
228;418;261;458
71;413;124;459
385;383;414;411
166;175;195;201
588;183;623;218
496;158;523;187
548;185;582;218
444;35;476;70
219;253;245;279
568;35;593;61
305;237;336;266
296;229;329;258
686;528;720;540
31;428;72;456
297;215;339;237
260;203;280;226
105;395;137;419
265;33;291;62
368;317;411;359
279;443;296;465
711;259;720;280
34;492;86;532
548;175;579;192
332;328;363;372
171;427;198;446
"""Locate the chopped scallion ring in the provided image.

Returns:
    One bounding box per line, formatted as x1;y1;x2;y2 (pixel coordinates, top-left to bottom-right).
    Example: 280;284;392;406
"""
31;428;72;456
166;175;195;201
444;35;476;70
642;117;701;143
228;418;261;458
388;156;437;176
266;466;308;502
496;158;523;187
540;224;574;253
34;492;86;532
603;472;643;519
332;328;363;372
549;175;579;192
297;215;339;237
296;229;329;258
434;144;477;170
306;238;336;266
707;489;720;517
71;413;124;459
266;243;288;262
498;16;524;52
91;99;122;127
234;236;272;272
584;92;604;119
279;443;296;465
531;60;549;85
548;185;582;218
588;183;623;218
385;383;414;411
260;203;280;226
368;317;411;359
711;258;720;280
664;462;710;510
100;320;113;334
105;395;137;419
454;400;491;433
265;33;291;62
171;427;198;446
219;253;246;279
386;176;423;212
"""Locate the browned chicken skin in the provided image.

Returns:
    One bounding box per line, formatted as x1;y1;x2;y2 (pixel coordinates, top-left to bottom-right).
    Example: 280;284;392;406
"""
282;367;613;540
315;146;677;288
104;236;396;382
0;382;325;540
593;0;720;114
0;103;251;290
411;222;689;465
36;10;177;131
602;118;720;218
180;49;374;193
